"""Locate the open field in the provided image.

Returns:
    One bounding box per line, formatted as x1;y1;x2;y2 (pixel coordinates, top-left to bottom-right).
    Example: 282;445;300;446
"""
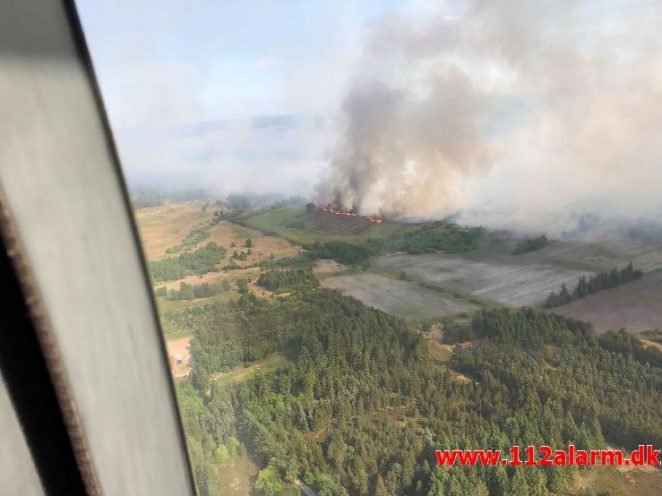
513;234;662;272
553;269;662;333
241;205;414;245
135;202;209;260
204;220;300;266
468;231;662;273
373;253;590;307
135;201;301;310
136;202;300;264
321;272;476;321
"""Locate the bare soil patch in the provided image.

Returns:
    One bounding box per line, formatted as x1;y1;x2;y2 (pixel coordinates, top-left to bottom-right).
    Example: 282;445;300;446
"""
639;338;662;352
166;336;192;378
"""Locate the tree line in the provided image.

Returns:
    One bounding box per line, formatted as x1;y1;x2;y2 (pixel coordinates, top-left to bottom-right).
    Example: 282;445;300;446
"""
512;235;549;255
544;263;643;307
257;267;319;293
156;279;231;301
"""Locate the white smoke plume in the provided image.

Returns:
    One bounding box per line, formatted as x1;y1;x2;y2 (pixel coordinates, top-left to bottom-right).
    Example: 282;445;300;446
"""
319;0;662;231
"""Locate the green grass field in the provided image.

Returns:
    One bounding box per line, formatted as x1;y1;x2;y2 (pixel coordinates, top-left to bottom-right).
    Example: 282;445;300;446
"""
240;205;414;246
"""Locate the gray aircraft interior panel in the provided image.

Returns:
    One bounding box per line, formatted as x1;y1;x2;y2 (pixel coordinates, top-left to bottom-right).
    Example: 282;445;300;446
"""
0;1;195;495
0;378;45;496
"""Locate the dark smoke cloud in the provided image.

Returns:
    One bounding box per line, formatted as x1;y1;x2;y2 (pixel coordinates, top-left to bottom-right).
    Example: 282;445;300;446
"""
319;0;662;231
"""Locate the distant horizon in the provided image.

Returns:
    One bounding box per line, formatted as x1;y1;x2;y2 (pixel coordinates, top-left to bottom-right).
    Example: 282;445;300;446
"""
81;0;662;233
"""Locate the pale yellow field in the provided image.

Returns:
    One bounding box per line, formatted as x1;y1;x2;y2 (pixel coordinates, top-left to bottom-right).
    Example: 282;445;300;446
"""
206;221;300;268
135;202;300;263
135;202;208;260
135;202;301;308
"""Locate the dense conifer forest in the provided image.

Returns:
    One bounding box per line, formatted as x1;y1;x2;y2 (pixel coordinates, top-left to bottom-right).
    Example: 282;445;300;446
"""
171;276;662;495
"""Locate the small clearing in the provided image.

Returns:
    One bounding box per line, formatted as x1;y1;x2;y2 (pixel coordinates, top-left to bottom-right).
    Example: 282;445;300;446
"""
216;454;260;496
166;336;192;378
213;352;291;386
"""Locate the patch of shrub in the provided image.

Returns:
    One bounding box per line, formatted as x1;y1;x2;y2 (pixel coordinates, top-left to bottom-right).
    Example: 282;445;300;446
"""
149;242;225;281
306;241;374;265
513;234;549;254
545;263;643;307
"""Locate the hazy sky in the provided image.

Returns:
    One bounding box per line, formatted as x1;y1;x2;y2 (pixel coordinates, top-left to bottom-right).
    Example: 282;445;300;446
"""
77;0;401;194
78;1;662;231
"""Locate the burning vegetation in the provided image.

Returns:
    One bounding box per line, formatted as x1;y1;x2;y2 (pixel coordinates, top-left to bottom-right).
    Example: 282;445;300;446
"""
308;202;383;224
